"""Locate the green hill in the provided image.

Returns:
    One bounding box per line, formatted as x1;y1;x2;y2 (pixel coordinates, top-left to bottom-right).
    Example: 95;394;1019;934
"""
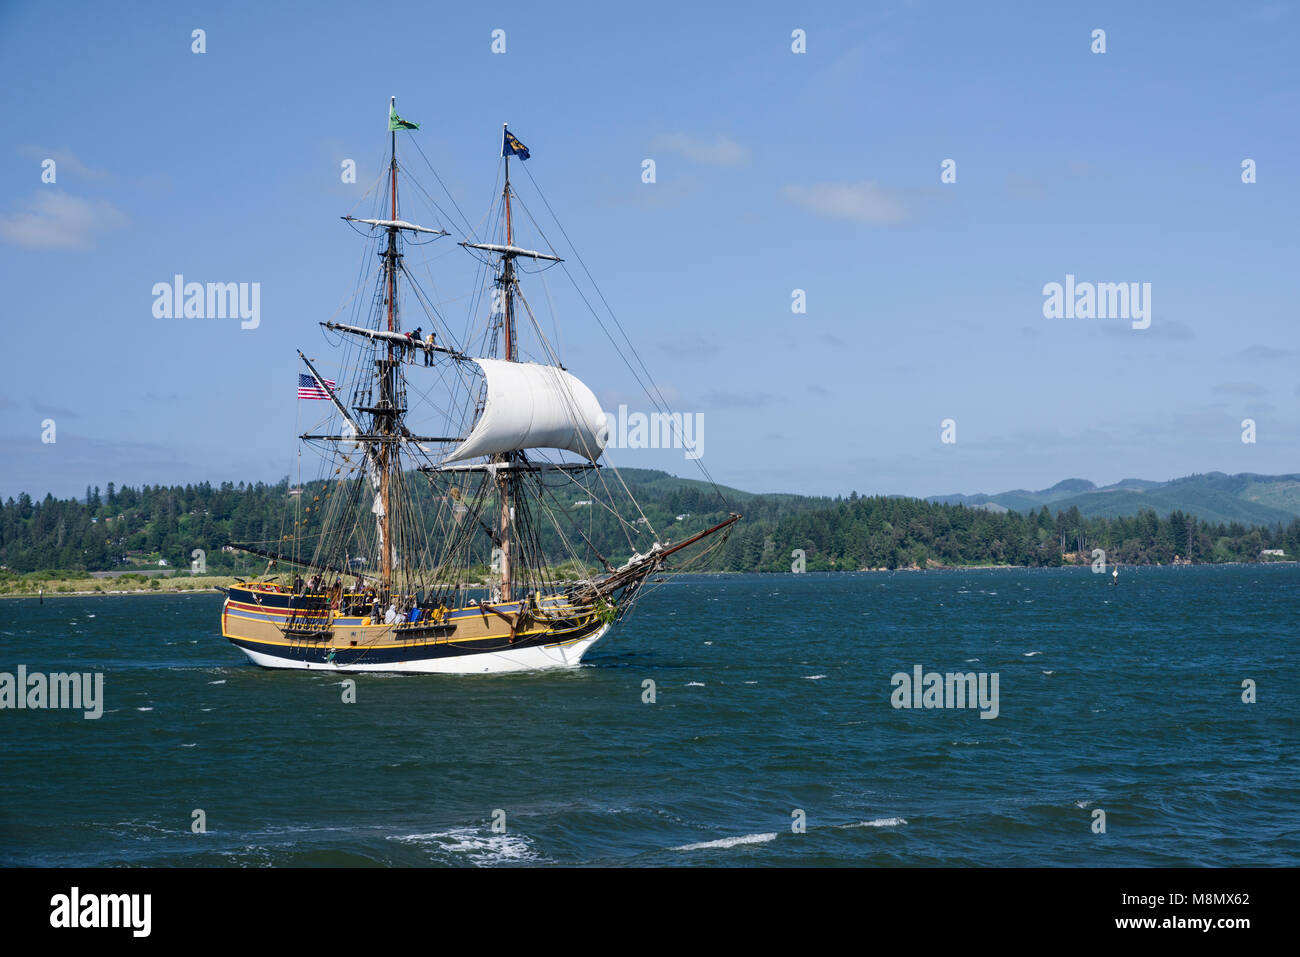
932;471;1300;525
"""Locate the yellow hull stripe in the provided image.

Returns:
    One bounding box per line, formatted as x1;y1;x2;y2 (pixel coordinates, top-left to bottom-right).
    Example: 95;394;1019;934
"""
222;612;597;650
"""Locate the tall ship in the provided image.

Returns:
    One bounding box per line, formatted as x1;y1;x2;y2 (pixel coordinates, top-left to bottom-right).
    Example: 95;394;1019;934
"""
220;99;739;674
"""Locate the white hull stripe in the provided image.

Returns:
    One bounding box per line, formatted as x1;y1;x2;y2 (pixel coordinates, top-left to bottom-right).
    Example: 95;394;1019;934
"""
232;625;610;674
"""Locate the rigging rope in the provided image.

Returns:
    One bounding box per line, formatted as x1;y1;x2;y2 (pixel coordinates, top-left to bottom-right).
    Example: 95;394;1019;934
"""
518;162;731;507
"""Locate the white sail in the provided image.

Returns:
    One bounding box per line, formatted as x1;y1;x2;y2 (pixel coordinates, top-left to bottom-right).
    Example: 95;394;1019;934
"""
445;359;607;463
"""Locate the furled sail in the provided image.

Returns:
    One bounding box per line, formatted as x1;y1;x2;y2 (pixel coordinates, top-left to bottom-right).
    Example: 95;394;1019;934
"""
460;241;562;262
445;359;607;463
342;216;449;236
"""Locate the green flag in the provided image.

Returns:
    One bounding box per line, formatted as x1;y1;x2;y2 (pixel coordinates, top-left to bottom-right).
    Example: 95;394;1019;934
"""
389;104;418;131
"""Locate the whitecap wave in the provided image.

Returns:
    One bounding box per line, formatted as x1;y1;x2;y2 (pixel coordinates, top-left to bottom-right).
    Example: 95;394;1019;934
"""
390;827;537;865
673;832;777;851
841;817;907;829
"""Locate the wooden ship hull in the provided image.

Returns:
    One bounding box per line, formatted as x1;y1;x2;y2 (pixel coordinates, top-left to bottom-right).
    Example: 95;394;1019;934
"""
221;583;611;674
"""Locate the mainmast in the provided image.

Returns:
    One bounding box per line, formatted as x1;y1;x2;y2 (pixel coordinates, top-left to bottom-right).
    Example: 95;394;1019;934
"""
454;125;563;603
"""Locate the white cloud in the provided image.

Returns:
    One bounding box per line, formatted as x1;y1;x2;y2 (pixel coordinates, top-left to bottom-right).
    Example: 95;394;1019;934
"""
0;191;127;249
782;181;908;224
17;146;109;181
653;132;749;167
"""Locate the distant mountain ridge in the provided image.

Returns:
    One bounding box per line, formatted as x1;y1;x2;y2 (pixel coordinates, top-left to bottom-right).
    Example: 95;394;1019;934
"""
929;471;1300;527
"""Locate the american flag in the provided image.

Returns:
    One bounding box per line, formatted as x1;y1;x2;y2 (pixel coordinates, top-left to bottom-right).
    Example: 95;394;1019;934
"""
297;373;335;400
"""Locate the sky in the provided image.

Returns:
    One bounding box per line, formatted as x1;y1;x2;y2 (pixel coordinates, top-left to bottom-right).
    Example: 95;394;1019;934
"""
1;0;1298;501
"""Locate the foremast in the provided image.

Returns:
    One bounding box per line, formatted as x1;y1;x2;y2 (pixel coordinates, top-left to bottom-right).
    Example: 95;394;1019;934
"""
376;96;401;588
309;97;438;594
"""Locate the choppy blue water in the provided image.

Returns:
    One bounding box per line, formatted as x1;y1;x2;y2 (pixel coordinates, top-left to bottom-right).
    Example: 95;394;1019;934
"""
1;565;1296;867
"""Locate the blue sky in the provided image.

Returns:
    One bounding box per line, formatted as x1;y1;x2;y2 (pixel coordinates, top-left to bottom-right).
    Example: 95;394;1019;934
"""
1;0;1297;500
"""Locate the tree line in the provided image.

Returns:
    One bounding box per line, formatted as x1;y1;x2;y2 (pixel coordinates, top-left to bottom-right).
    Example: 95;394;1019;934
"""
0;476;1295;577
710;493;1299;572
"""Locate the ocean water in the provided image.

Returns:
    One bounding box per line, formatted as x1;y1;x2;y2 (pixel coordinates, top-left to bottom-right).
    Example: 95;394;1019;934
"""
1;565;1296;867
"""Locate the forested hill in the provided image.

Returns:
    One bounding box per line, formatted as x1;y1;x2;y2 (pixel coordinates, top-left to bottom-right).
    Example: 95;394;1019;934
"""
0;469;828;576
1;469;1296;577
931;472;1300;526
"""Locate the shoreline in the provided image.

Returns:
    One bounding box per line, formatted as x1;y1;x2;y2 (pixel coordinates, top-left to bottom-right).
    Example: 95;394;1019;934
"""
3;559;1296;599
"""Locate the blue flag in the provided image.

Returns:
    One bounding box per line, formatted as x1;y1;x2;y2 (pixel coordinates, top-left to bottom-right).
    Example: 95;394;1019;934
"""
502;128;530;160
